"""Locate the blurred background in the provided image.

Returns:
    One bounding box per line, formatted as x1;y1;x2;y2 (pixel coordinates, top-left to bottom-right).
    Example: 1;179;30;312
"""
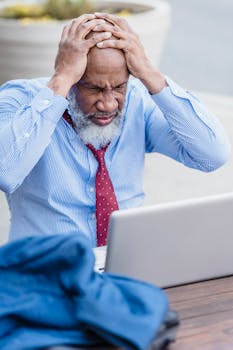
160;0;233;96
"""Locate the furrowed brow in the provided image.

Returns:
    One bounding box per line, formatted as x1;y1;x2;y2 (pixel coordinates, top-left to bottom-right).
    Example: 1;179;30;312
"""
78;81;99;89
114;81;128;88
78;80;128;90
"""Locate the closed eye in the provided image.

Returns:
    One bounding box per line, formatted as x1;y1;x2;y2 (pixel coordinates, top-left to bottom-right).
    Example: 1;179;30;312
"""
114;82;127;91
89;86;103;93
78;81;128;94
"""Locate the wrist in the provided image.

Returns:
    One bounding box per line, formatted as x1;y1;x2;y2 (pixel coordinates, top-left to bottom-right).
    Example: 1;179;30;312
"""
47;74;76;98
139;65;167;95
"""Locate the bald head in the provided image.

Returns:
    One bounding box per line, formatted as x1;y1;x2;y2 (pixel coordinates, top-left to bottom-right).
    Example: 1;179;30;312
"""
87;47;126;77
83;30;128;79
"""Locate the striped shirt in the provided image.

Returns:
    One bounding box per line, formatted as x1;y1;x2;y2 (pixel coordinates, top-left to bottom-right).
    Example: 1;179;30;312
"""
0;77;230;245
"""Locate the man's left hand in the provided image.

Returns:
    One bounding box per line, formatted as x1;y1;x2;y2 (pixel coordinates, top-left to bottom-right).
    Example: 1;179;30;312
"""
93;13;167;94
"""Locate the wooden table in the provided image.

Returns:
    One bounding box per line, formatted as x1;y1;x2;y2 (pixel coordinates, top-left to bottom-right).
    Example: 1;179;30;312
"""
47;276;233;350
165;276;233;350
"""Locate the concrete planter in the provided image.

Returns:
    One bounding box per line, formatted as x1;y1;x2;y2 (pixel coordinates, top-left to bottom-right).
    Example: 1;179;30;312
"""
0;0;171;83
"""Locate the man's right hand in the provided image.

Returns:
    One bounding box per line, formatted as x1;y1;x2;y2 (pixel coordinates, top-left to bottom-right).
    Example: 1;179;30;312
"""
47;14;111;97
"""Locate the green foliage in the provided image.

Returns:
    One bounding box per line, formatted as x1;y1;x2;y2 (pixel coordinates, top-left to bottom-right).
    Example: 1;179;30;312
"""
44;0;94;20
1;4;44;19
0;0;95;20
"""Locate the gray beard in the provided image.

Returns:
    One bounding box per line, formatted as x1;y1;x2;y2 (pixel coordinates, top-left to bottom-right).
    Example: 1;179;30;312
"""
67;86;123;149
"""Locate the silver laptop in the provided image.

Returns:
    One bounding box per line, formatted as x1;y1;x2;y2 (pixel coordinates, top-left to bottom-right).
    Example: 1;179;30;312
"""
101;192;233;288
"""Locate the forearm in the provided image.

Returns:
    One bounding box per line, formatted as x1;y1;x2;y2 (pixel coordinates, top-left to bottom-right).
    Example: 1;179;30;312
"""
0;87;68;193
47;74;75;98
138;64;168;95
147;78;231;171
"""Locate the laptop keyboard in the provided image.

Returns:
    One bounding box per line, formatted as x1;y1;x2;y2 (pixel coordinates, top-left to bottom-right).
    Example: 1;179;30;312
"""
93;246;107;273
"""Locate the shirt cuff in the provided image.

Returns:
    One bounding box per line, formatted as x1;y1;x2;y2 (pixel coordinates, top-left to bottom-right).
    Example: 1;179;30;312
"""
30;87;68;123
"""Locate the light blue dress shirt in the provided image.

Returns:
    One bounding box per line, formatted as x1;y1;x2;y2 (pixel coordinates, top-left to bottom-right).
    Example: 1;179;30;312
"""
0;77;230;245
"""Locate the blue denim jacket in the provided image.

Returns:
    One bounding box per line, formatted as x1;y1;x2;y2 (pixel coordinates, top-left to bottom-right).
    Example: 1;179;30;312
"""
0;233;168;350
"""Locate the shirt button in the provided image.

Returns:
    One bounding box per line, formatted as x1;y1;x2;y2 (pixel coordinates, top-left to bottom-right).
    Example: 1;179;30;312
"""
91;213;96;219
89;187;94;193
43;99;50;106
24;132;30;138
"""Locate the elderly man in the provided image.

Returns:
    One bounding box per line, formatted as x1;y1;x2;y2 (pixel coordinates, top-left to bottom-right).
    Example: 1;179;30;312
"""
0;14;230;246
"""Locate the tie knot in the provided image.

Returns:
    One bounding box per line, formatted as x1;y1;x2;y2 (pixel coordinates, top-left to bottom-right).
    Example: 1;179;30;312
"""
87;144;108;164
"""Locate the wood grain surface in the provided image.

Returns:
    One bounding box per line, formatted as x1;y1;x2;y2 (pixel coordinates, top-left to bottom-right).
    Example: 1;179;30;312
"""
166;276;233;349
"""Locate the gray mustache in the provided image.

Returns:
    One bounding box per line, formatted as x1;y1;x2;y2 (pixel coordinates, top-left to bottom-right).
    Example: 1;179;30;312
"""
88;110;120;119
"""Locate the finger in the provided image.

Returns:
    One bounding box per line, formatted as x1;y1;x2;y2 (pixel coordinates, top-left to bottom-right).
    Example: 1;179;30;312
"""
92;23;114;32
92;23;127;40
76;19;107;39
67;14;95;37
85;32;113;49
68;17;103;37
94;12;121;27
94;12;132;31
96;39;126;50
60;24;70;43
70;13;95;28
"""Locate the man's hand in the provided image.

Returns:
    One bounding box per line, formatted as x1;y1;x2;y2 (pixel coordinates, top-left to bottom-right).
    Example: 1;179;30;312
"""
93;13;167;94
48;14;112;97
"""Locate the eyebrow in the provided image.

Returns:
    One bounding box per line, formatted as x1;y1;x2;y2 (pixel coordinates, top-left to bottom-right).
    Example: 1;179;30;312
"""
78;80;128;89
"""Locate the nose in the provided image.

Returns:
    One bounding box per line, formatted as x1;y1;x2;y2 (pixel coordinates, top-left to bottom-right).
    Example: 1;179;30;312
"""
96;90;118;113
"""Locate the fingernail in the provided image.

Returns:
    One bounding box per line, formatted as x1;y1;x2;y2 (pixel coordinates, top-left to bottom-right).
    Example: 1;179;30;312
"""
97;42;104;48
104;32;111;37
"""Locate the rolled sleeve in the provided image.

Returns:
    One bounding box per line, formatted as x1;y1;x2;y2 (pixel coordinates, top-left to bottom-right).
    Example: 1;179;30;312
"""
30;87;68;123
149;77;231;171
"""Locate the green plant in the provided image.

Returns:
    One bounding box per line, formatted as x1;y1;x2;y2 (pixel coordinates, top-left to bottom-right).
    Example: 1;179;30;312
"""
44;0;94;20
0;4;44;19
0;0;95;20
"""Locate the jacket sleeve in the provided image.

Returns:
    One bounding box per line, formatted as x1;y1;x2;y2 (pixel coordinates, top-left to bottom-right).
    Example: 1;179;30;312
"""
145;77;231;172
0;80;68;193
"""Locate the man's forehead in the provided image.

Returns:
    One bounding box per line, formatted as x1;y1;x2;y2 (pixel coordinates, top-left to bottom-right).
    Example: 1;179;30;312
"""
83;48;129;88
87;45;126;68
78;78;128;89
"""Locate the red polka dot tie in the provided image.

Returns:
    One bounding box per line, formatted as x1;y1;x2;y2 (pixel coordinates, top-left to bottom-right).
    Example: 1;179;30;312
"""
87;144;119;246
